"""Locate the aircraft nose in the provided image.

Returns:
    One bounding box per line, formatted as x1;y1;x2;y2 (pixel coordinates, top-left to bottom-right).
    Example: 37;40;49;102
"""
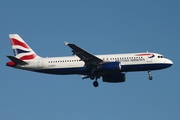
165;59;173;66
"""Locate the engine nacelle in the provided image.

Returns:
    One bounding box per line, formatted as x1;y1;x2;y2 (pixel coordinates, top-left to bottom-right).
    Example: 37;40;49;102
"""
98;62;121;71
102;73;126;83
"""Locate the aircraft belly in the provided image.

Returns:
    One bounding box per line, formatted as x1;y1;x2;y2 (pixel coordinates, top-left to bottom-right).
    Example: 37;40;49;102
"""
121;63;171;72
33;66;90;75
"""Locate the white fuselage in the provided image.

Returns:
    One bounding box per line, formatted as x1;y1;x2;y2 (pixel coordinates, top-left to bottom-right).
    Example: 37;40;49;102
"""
17;52;173;75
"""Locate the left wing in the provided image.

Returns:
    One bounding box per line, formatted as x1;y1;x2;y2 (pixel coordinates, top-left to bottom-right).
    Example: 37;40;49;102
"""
65;42;103;65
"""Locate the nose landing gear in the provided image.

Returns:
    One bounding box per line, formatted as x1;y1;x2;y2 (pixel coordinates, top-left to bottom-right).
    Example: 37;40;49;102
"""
148;71;153;80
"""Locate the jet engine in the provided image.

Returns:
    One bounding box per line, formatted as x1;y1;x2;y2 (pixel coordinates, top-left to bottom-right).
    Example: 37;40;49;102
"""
102;73;126;83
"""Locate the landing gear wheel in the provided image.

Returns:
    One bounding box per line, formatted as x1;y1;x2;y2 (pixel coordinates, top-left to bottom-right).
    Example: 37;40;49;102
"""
93;81;99;87
149;76;153;80
148;71;153;80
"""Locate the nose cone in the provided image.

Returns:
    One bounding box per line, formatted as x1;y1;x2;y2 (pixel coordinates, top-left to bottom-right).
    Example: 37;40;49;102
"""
165;59;173;67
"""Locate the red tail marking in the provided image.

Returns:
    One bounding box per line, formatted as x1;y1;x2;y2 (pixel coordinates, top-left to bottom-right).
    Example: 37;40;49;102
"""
10;38;29;49
19;54;36;60
6;61;16;67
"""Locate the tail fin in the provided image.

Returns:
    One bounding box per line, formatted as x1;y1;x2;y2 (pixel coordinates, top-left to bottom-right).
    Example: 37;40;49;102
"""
9;34;40;60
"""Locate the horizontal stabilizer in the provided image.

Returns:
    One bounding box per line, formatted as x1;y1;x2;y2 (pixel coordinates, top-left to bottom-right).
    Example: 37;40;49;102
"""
7;56;28;65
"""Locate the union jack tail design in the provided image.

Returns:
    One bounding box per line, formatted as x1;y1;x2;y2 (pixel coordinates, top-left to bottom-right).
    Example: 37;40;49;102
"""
9;34;41;60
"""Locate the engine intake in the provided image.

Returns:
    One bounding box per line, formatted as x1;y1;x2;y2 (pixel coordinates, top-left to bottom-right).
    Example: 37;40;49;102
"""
102;73;126;83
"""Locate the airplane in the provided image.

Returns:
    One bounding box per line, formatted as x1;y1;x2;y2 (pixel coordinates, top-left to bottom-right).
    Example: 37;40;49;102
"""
6;34;173;87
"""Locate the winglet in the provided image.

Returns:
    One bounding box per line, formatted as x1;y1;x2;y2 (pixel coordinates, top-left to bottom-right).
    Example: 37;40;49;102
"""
64;41;69;46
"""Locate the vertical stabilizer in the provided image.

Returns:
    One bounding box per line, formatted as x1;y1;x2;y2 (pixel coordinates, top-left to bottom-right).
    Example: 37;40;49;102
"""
9;34;41;60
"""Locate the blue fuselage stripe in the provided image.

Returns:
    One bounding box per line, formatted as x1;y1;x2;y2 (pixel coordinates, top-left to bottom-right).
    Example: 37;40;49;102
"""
33;63;172;75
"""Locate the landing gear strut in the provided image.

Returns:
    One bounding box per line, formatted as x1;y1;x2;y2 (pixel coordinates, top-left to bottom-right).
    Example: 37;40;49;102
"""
148;71;153;80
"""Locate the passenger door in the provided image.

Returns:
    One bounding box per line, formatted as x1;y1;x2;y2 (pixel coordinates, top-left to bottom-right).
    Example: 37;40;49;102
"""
38;59;43;68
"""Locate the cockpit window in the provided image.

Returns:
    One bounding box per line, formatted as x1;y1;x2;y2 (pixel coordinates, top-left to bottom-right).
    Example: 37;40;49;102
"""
158;56;164;58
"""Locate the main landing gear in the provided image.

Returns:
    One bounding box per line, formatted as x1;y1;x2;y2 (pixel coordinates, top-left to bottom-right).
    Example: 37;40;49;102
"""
93;80;99;87
82;75;100;87
148;71;153;80
93;77;100;87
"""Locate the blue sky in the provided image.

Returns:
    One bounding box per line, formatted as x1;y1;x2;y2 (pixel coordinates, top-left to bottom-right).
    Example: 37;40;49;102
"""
0;0;179;119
